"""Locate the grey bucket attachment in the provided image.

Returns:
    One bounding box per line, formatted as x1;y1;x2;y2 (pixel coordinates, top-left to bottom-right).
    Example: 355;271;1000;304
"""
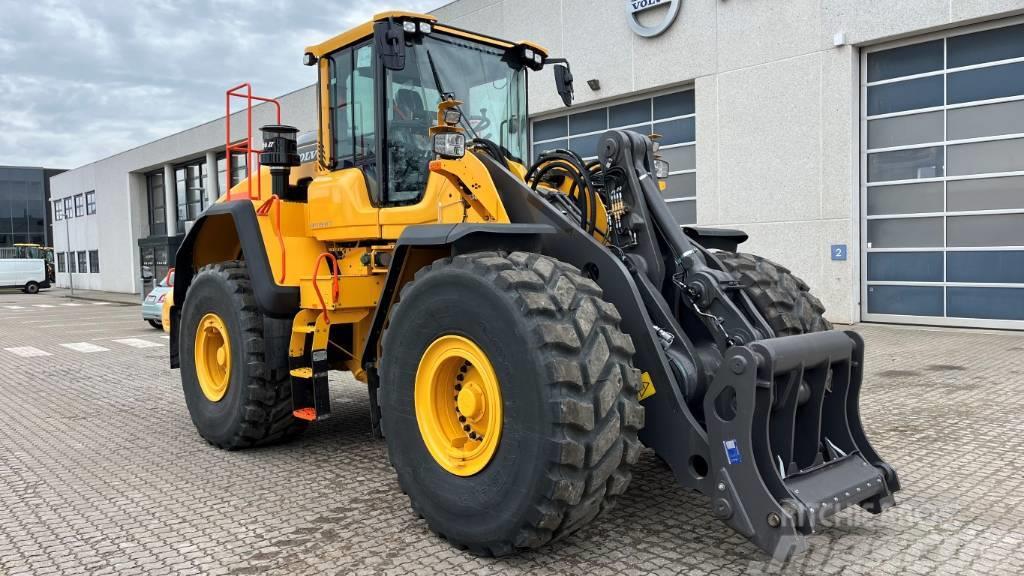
703;330;900;559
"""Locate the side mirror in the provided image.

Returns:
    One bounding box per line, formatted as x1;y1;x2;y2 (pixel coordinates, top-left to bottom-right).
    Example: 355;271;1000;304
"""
554;64;574;107
376;20;406;71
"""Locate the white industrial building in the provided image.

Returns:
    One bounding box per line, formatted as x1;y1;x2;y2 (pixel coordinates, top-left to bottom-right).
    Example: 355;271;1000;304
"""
50;0;1024;329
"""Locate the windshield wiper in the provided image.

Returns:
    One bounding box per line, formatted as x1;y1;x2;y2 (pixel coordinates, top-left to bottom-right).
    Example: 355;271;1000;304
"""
425;48;481;141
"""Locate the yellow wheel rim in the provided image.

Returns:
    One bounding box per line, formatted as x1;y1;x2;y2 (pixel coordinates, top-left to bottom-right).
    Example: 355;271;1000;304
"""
415;335;503;476
194;313;231;402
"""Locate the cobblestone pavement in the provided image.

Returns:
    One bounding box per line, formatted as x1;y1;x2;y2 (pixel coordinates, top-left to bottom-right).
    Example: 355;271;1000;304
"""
1;288;1022;575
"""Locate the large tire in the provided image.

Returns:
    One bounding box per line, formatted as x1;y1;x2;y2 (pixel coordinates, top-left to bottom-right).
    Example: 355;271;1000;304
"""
179;261;307;449
24;281;39;294
715;252;832;335
147;319;162;329
379;251;644;556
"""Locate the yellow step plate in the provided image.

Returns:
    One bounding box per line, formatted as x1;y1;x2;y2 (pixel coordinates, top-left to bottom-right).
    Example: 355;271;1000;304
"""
290;367;313;379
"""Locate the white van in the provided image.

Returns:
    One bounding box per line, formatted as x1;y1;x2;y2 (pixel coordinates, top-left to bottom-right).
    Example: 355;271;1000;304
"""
0;258;50;293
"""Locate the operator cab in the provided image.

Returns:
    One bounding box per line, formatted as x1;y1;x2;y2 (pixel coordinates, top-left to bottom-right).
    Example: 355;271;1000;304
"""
303;12;565;212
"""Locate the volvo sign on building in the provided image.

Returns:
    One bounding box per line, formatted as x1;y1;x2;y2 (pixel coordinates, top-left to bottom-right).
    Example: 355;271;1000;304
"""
627;0;681;37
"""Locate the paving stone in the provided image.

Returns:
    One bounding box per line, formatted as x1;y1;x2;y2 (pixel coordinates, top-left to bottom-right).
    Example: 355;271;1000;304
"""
1;292;1022;574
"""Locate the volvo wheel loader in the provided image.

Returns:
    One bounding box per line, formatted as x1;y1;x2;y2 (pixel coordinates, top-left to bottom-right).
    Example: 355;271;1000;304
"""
168;11;899;559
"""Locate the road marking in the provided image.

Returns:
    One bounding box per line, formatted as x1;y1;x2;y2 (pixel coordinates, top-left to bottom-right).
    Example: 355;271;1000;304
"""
33;304;56;308
160;335;170;340
60;342;109;353
61;303;83;307
3;305;25;309
113;338;163;349
3;346;51;357
92;302;111;306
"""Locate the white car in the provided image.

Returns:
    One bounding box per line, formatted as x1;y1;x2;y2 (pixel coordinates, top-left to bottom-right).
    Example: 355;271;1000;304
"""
0;258;50;294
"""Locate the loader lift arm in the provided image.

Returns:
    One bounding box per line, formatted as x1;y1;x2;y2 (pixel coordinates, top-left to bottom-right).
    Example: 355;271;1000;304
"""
479;129;900;558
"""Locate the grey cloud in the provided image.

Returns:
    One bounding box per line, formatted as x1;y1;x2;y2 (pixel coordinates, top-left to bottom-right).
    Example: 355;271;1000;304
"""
0;0;447;169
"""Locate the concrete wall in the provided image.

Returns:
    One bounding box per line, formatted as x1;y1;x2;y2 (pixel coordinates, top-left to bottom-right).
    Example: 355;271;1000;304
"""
49;86;317;294
434;0;1024;324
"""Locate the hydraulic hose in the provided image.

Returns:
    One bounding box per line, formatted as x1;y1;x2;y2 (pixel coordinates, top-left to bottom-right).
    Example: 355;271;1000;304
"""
526;149;599;235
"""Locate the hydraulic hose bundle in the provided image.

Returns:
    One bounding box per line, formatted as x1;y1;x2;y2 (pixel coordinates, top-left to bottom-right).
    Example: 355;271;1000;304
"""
525;149;601;235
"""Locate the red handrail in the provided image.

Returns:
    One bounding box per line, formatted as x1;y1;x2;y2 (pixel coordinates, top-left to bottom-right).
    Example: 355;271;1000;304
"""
255;195;286;283
225;83;282;201
312;252;340;323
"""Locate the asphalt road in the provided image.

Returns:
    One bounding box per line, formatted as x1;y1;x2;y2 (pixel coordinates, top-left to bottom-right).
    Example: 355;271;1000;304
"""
1;288;1022;575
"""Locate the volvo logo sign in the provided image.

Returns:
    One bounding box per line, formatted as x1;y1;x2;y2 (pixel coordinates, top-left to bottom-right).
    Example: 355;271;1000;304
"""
627;0;681;38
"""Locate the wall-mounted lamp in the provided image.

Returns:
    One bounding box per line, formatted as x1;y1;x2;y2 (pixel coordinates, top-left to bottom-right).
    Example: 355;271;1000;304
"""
587;79;601;91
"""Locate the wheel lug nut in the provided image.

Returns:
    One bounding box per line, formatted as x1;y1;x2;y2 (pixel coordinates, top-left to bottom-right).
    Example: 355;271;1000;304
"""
463;424;471;431
460;365;469;373
459;416;466;423
456;374;464;382
469;432;477;440
455;383;462;390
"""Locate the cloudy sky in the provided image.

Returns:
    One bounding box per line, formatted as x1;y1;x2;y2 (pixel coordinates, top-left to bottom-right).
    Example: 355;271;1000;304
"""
0;0;448;169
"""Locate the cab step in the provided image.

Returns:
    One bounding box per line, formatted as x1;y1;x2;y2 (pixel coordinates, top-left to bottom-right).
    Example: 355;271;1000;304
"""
288;349;331;422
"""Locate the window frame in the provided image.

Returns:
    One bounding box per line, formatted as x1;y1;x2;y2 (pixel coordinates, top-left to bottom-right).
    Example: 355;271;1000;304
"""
530;86;697;225
147;170;166;236
88;250;99;273
53;200;64;221
85;191;96;215
77;251;87;274
57;252;66;273
64;197;74;220
74;194;85;217
323;36;380;204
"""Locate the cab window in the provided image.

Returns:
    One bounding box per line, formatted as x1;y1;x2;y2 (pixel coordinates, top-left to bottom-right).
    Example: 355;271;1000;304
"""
329;42;377;190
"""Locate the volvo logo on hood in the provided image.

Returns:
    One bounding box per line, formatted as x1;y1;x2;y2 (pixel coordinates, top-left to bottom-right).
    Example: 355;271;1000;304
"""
627;0;681;38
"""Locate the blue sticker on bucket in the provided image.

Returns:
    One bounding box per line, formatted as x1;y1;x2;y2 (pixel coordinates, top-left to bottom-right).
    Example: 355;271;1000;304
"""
723;439;742;465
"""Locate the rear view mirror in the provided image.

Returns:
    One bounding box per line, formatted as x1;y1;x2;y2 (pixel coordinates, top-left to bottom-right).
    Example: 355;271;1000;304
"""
554;64;574;107
376;20;406;71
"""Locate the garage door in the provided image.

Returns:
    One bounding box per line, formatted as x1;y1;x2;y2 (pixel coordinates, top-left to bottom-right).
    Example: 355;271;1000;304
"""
531;88;696;225
861;19;1024;329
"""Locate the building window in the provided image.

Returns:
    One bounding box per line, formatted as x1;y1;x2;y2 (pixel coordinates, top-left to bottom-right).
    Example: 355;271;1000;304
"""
67;252;76;273
57;252;66;273
77;251;87;273
175;159;208;233
53;200;63;221
88;250;99;273
0;168;46;246
64;197;73;220
217;152;248;194
530;88;697;225
74;194;85;217
85;191;96;215
147;171;166;236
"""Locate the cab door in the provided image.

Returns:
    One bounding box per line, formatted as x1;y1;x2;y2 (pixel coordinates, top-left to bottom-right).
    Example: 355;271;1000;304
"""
305;41;381;242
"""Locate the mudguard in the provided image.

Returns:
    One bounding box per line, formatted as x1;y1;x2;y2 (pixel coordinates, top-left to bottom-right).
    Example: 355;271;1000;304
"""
169;200;299;368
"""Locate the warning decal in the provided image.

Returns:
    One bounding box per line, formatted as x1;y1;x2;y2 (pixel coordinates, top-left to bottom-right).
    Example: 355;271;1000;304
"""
638;372;656;401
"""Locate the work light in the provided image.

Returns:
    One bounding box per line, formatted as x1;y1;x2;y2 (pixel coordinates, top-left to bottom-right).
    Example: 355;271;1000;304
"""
654;158;670;179
443;109;463;126
433;132;466;159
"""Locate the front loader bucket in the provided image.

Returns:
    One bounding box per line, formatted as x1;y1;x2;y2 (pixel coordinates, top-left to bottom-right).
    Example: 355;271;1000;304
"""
702;330;900;558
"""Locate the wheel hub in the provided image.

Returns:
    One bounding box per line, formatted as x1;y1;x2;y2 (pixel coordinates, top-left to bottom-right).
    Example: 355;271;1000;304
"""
457;382;485;421
415;335;503;476
194;313;231;402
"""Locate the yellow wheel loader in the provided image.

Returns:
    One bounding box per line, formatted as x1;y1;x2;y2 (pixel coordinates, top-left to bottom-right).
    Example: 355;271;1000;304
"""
168;11;899;559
